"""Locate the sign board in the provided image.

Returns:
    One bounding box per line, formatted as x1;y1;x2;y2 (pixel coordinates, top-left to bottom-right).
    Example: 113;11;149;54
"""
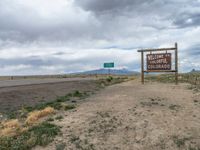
137;43;178;84
104;62;114;68
147;53;171;70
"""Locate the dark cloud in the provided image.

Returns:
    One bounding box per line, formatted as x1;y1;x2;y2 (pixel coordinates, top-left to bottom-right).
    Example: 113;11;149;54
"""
173;12;200;28
0;0;198;46
75;0;148;13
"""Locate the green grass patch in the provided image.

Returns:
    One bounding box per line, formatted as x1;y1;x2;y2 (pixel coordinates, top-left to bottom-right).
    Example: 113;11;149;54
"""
6;111;18;119
97;76;128;88
172;136;190;148
64;104;76;111
23;91;88;112
4;91;89;120
56;95;70;102
56;142;66;150
55;115;63;120
47;117;54;122
106;76;113;82
0;122;61;150
73;90;83;97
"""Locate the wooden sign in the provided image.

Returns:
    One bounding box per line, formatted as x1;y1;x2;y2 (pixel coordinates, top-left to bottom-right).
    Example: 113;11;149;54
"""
147;53;171;70
137;43;178;84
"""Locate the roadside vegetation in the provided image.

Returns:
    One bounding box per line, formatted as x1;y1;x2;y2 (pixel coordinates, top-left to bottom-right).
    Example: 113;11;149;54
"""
0;121;61;150
0;76;130;149
145;73;200;91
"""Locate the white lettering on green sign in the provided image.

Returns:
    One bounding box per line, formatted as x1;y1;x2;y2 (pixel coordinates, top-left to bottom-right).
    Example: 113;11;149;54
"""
104;62;114;68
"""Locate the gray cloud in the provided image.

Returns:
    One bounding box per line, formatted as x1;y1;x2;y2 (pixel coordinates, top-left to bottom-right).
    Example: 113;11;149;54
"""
0;0;199;74
185;44;200;56
75;0;148;13
173;12;200;28
0;0;100;45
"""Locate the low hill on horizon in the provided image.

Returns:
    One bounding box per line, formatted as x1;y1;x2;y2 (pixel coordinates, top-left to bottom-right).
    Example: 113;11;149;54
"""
190;69;200;73
72;68;139;75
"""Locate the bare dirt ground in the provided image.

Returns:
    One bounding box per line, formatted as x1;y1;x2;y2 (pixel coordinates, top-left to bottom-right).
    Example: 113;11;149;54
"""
0;79;98;113
0;78;95;88
35;79;200;150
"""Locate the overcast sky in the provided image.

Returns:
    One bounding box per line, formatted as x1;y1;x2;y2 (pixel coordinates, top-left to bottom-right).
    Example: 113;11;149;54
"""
0;0;200;75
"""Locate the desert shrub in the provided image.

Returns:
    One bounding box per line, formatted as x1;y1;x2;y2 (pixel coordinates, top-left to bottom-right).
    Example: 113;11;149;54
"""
46;117;54;122
55;115;63;120
56;142;66;150
106;76;113;82
0;122;60;150
172;136;190;148
64;104;76;111
25;101;62;112
6;111;18;119
24;91;87;113
73;90;83;97
56;95;70;102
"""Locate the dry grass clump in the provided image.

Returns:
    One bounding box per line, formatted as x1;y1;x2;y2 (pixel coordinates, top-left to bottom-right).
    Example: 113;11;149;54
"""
0;119;20;137
0;107;55;137
25;107;55;125
2;119;20;129
0;119;28;137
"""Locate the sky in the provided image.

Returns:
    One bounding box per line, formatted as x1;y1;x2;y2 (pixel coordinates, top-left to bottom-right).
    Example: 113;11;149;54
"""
0;0;200;75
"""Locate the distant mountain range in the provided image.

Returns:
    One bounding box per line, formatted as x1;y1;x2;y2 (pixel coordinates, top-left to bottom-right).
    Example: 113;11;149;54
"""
72;69;140;75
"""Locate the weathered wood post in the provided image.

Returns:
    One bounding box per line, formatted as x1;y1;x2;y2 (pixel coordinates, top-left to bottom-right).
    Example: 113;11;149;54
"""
175;43;178;85
141;51;144;84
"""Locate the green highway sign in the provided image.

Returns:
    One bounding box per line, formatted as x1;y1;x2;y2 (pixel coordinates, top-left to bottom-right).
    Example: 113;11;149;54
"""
104;62;114;68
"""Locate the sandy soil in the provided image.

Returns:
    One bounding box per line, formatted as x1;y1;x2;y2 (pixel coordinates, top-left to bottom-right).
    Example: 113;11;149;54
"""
0;80;98;113
34;79;200;150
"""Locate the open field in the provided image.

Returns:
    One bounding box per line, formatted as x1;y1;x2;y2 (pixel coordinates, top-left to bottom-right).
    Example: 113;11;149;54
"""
145;73;200;85
0;75;200;150
33;78;200;150
0;76;129;114
0;78;96;88
0;76;130;149
145;73;200;92
0;79;97;114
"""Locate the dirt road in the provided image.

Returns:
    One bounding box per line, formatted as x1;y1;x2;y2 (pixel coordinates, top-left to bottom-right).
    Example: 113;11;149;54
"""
35;80;200;150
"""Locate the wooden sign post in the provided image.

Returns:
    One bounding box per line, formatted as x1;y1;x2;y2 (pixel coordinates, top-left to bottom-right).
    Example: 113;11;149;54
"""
138;43;178;84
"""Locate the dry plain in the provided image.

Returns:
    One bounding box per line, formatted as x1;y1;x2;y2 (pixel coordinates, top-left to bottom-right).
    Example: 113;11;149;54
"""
0;76;200;150
33;78;200;150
